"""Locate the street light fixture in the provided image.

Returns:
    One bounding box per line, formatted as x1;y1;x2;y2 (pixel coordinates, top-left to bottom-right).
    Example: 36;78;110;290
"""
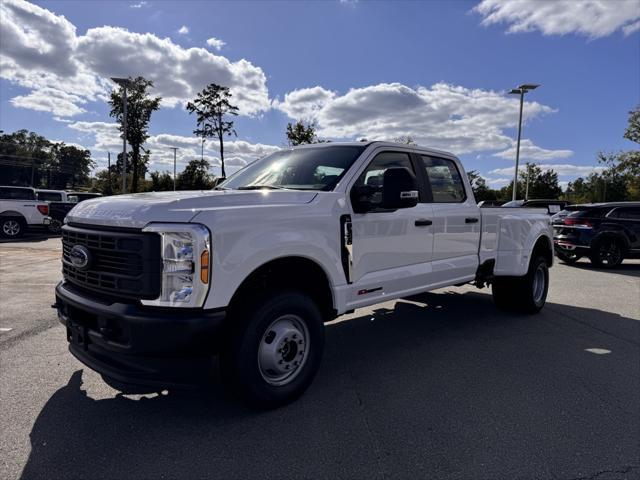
508;83;540;201
111;77;132;194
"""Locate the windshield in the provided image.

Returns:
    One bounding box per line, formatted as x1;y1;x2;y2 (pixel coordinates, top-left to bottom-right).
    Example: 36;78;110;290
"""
220;145;367;191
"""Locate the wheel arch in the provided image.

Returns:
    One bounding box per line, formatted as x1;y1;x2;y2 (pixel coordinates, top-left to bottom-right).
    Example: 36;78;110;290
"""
591;232;630;252
0;210;27;220
228;256;336;322
531;234;553;266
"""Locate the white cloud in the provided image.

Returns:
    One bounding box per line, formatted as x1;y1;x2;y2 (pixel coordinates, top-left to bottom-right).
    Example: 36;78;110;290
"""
206;37;226;51
0;0;270;117
474;0;640;38
276;82;556;155
273;86;336;120
67;121;279;174
493;139;573;161
11;87;87;116
130;1;147;8
490;164;604;178
177;25;189;35
485;177;511;187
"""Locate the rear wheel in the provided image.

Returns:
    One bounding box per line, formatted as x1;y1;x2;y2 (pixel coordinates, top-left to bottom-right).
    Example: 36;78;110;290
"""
492;256;549;313
220;290;325;408
590;239;624;268
1;218;25;238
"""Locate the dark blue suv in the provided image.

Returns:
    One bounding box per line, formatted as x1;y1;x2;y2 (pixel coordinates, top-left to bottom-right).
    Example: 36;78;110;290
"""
553;202;640;267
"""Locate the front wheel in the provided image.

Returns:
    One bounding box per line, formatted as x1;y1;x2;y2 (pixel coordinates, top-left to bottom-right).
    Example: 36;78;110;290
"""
492;256;549;313
220;290;325;408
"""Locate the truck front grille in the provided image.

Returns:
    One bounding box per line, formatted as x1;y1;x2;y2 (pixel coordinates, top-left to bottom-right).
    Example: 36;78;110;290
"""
62;224;162;300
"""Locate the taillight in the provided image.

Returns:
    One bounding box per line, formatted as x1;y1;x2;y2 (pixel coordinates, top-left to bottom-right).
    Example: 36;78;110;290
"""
564;217;591;228
37;204;49;215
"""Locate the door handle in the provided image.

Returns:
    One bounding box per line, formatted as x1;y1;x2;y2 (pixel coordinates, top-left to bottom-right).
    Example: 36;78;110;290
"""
465;217;479;224
415;219;432;227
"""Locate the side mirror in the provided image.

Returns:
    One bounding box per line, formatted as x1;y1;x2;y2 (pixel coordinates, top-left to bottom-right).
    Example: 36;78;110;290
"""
381;167;419;210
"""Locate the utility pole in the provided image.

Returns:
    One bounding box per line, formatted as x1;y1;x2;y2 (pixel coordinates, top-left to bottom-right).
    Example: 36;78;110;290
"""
525;162;531;200
30;157;36;187
170;147;179;190
201;138;205;161
107;151;112;194
508;84;540;201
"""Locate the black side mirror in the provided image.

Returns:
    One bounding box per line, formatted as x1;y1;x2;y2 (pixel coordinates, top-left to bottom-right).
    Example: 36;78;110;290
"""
381;167;419;209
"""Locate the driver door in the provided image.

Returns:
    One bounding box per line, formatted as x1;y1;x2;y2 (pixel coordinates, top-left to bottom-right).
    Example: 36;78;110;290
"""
347;150;434;308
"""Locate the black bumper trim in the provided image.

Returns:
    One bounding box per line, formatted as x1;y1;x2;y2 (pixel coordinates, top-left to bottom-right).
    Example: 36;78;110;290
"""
55;281;227;388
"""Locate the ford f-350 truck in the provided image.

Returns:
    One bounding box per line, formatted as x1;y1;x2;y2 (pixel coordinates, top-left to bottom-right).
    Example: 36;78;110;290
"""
55;142;553;406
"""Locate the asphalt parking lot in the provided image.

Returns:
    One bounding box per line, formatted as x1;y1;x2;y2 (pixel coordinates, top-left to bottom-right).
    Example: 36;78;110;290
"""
1;236;639;480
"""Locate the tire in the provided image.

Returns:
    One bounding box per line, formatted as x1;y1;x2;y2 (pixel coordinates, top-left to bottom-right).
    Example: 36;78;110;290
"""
1;217;25;238
555;248;581;265
220;290;325;408
492;256;549;314
589;238;624;268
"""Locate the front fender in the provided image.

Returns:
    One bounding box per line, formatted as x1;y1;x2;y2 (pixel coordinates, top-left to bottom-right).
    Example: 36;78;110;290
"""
192;208;345;310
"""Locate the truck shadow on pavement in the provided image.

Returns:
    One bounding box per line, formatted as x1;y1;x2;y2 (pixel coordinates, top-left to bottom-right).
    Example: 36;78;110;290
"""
20;291;640;480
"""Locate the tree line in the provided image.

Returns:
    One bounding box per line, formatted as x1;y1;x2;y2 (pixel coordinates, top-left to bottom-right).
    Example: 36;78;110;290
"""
0;130;94;190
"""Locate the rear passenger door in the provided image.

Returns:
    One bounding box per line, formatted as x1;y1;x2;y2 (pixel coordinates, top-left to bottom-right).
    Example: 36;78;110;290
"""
419;155;481;285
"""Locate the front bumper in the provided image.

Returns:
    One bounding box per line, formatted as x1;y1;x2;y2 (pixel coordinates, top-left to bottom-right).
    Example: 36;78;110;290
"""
55;281;227;388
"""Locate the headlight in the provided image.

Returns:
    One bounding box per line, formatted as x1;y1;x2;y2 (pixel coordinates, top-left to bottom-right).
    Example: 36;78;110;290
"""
141;223;211;308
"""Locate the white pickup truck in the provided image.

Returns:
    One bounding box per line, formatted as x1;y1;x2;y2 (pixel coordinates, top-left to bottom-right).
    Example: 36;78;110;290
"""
0;186;51;238
55;142;553;406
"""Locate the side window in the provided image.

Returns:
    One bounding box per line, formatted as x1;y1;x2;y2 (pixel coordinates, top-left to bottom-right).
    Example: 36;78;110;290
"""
353;151;415;210
421;156;466;203
0;187;35;200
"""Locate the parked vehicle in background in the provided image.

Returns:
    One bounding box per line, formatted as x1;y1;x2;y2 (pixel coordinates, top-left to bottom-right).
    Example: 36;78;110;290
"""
553;202;640;267
0;186;51;238
502;199;569;215
36;190;103;234
550;205;582;226
68;192;102;202
54;142;554;407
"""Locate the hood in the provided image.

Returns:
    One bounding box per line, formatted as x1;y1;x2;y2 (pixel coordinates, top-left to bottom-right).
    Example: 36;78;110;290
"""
66;190;318;229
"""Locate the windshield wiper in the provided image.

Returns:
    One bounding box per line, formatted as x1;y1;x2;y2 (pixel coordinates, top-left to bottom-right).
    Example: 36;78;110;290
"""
236;185;288;190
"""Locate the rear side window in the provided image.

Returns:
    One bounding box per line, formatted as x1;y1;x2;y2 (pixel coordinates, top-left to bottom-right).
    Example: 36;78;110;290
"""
570;208;607;219
421;156;466;203
0;187;35;200
37;192;63;202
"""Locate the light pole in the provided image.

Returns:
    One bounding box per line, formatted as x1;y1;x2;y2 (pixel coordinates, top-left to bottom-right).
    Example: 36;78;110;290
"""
111;77;131;194
170;147;179;190
508;84;539;201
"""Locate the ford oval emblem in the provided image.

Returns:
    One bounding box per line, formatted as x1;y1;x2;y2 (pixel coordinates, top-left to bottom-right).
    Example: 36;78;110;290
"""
69;245;91;270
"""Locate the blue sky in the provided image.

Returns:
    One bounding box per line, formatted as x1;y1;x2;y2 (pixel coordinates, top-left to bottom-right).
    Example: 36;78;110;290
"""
1;0;639;188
